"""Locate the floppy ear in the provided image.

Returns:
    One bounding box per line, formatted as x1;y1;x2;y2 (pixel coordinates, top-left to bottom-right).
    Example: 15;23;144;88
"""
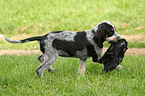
93;26;106;48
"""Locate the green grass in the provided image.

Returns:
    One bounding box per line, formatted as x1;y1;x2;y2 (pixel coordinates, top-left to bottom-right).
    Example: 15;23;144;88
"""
0;55;145;96
0;0;145;36
0;40;39;50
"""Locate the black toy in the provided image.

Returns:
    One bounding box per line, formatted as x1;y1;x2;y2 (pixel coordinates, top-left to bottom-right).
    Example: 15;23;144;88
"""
99;38;128;72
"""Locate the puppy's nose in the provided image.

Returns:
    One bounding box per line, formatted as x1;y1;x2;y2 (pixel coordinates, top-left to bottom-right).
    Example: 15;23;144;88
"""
113;36;121;42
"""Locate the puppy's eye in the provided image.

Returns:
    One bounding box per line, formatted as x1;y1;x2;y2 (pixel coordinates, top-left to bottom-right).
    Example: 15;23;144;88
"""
110;32;113;34
110;32;114;35
107;31;114;37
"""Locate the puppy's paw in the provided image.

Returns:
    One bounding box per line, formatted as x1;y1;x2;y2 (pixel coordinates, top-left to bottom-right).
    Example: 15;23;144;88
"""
116;65;124;70
48;68;55;73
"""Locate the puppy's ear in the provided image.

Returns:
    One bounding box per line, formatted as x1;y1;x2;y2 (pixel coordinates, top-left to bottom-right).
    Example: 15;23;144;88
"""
93;26;105;48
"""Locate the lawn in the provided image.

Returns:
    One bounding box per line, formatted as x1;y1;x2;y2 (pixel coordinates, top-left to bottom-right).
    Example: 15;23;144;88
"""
0;55;144;96
0;0;145;36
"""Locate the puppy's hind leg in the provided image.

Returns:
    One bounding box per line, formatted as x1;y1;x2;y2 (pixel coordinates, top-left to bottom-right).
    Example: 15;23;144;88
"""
36;51;58;78
38;54;44;62
37;54;55;73
47;66;55;73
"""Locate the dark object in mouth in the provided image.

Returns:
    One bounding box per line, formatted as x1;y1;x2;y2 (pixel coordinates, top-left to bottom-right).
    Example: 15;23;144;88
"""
99;38;128;72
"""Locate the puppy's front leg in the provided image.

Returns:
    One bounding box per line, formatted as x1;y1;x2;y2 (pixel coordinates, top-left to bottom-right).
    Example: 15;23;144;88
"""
97;48;103;60
78;59;87;75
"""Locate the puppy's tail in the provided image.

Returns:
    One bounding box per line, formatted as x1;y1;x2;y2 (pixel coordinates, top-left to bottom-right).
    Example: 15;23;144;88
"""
0;34;43;43
0;34;4;38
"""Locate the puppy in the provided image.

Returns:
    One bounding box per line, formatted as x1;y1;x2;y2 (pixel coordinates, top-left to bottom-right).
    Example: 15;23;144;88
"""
2;21;121;77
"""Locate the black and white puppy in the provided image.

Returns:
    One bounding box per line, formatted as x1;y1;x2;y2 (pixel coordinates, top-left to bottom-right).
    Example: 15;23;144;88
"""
2;21;121;77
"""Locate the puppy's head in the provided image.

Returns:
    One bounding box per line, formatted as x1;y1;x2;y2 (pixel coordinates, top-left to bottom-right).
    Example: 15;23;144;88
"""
93;21;121;43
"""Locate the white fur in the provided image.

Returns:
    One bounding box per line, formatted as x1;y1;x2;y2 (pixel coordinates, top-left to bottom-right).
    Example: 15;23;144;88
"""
116;65;124;69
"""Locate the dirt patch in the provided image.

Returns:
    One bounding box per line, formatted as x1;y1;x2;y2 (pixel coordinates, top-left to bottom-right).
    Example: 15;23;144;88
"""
103;48;145;55
0;48;145;55
121;35;145;42
0;50;41;55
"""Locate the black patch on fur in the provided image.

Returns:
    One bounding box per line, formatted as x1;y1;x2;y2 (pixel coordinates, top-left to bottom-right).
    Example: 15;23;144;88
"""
39;34;48;53
87;44;98;62
51;31;63;33
99;38;128;72
103;23;114;37
93;23;115;48
52;31;99;60
52;31;89;57
20;36;43;43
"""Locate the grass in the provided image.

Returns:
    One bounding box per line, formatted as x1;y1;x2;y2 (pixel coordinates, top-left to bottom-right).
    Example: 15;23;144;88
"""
0;0;145;95
0;55;145;95
0;0;145;36
0;40;38;50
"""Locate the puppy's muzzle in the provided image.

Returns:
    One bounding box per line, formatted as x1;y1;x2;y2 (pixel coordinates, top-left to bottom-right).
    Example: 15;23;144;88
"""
106;34;121;42
114;35;121;42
